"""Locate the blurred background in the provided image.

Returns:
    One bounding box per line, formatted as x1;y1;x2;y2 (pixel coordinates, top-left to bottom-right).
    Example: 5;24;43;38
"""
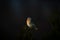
1;0;60;40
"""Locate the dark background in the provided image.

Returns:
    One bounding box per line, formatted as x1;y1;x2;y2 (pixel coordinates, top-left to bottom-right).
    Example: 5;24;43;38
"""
1;0;60;40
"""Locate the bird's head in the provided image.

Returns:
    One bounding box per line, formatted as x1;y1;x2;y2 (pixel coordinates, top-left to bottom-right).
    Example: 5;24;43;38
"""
26;17;32;28
26;17;31;23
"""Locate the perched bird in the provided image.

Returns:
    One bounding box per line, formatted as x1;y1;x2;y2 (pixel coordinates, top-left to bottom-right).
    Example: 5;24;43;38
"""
26;17;38;30
22;17;38;40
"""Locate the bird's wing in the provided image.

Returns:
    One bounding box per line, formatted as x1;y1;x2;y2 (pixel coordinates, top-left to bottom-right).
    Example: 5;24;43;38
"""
31;23;38;30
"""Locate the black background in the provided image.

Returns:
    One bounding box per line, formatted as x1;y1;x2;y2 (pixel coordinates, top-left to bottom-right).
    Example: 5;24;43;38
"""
1;0;60;40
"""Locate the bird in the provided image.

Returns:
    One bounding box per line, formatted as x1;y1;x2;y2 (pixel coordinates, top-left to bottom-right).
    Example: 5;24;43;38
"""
26;17;38;30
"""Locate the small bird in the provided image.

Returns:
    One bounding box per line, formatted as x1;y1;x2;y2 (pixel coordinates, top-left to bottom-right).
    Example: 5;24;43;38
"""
26;17;38;30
